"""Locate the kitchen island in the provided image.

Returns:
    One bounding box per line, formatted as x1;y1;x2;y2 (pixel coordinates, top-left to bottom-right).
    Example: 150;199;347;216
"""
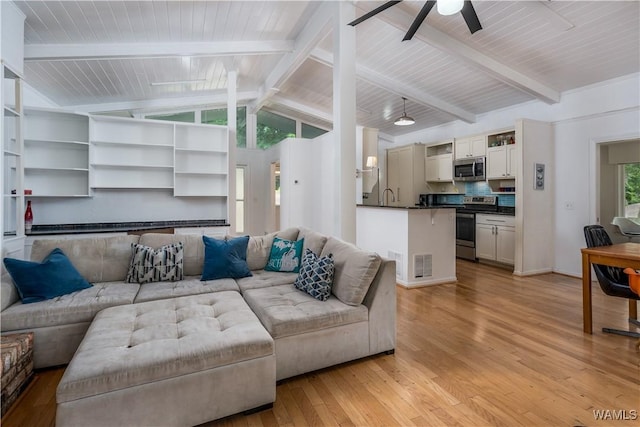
356;205;456;288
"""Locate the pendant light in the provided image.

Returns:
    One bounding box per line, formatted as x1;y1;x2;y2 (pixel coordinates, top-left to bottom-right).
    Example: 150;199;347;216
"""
394;97;415;126
437;0;464;16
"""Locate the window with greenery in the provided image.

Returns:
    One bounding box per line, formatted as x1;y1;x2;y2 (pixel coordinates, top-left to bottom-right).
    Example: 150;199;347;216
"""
146;111;195;123
301;123;328;139
202;107;247;148
256;110;296;150
623;163;640;217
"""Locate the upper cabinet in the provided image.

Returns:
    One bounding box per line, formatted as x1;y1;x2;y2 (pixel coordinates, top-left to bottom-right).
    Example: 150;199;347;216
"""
486;130;517;181
24;109;90;197
387;144;427;207
454;135;486;159
425;141;453;182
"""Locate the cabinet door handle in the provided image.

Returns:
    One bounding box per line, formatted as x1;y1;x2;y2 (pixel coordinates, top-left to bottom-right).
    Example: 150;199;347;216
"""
397;188;400;202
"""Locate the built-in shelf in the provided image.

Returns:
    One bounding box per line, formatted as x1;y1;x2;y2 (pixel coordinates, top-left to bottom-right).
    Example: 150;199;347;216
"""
25;167;89;172
91;163;173;170
3;105;20;117
25;138;89;146
174;148;227;154
92;140;173;149
3;150;20;156
174;171;226;176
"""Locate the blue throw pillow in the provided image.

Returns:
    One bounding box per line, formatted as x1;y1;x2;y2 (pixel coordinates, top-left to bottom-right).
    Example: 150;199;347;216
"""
265;237;304;273
3;248;92;304
201;235;252;280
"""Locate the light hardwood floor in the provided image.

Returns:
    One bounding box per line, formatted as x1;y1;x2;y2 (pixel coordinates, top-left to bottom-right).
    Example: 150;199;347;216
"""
3;261;639;427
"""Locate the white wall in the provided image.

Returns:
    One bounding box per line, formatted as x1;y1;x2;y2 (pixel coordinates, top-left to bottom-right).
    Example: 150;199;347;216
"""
389;73;640;277
236;148;272;236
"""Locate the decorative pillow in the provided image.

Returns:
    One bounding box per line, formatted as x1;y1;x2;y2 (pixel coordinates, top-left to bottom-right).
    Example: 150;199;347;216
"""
126;242;184;284
3;248;92;304
294;249;335;302
265;237;304;273
201;235;252;280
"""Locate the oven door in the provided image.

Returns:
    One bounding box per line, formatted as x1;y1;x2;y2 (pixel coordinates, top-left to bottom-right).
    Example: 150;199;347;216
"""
456;212;475;246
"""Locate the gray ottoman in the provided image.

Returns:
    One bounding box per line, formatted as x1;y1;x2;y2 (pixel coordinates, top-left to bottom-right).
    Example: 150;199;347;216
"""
56;292;275;427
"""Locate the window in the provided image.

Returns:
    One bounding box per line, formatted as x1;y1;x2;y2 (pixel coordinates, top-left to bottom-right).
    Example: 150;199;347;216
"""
256;110;296;150
146;111;195;123
623;163;640;217
301;123;328;139
236;166;246;233
202;107;247;148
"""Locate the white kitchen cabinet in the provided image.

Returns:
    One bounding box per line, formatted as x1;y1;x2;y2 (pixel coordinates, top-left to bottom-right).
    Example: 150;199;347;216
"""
475;214;515;265
23;109;90;197
387;144;427;207
454;135;485;159
487;144;517;179
425;142;453;182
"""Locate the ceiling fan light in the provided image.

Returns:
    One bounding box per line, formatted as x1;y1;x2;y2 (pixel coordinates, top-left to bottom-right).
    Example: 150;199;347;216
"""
437;0;464;16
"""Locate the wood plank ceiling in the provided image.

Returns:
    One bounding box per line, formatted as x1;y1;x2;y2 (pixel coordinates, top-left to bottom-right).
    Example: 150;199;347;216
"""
14;1;640;137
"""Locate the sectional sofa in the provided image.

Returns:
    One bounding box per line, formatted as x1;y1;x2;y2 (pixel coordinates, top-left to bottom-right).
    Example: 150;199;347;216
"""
1;227;396;424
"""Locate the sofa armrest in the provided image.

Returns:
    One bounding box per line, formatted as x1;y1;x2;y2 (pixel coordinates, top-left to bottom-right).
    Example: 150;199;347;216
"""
362;258;396;354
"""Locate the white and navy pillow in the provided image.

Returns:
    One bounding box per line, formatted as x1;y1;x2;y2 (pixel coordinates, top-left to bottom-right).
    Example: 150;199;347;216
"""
126;242;184;284
294;249;334;301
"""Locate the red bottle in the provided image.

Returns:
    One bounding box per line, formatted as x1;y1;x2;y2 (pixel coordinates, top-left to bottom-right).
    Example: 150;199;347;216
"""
25;201;33;232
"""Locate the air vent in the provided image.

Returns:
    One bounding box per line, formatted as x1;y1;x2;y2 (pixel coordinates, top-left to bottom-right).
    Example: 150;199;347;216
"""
388;250;403;278
414;254;432;278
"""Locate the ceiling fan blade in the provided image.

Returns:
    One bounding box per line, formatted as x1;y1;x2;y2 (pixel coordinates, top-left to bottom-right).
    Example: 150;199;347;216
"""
460;1;482;34
402;0;436;41
348;1;403;27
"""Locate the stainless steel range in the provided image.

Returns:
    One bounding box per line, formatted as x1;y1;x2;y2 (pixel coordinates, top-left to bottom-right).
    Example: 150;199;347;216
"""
456;196;498;261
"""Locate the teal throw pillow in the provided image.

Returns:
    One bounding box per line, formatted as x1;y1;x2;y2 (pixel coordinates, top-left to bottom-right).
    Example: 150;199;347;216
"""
265;237;304;273
294;249;335;301
201;235;252;280
3;248;92;304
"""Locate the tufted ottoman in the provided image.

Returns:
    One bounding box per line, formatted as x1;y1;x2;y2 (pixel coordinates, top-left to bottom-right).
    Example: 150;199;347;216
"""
56;292;275;427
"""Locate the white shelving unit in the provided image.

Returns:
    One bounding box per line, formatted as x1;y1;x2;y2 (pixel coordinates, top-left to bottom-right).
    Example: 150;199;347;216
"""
90;116;175;189
23;108;90;197
2;64;23;240
173;123;228;197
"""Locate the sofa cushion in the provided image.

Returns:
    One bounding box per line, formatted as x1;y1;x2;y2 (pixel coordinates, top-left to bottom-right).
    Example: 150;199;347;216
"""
4;249;93;304
236;270;298;293
133;276;240;303
321;237;382;306
31;235;140;283
243;285;368;338
1;272;19;311
138;233;204;277
0;282;140;331
201;236;252;280
294;249;334;302
126;242;184;284
297;227;328;256
246;228;299;271
265;237;304;273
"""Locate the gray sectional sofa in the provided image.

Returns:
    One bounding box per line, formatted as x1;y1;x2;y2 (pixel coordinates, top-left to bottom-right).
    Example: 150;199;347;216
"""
1;227;396;413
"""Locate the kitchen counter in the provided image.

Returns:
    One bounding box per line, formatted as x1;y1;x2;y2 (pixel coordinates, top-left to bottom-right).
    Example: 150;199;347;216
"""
356;204;462;210
27;219;229;236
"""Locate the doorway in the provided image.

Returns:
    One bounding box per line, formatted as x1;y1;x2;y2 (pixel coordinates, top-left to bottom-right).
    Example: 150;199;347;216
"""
269;162;280;232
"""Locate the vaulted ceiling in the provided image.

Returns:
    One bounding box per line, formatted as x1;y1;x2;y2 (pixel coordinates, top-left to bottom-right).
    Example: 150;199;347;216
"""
15;1;640;137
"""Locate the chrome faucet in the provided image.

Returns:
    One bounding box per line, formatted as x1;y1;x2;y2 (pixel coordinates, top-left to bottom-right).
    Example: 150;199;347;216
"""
381;188;396;206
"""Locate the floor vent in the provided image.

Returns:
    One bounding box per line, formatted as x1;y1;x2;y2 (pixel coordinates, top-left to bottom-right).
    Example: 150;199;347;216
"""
388;250;402;278
414;254;432;278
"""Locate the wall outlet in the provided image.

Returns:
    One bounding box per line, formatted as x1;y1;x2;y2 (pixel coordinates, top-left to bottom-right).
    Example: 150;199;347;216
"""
565;202;574;210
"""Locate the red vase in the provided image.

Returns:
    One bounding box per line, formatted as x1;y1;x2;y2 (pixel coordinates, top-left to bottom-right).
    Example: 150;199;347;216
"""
25;201;33;232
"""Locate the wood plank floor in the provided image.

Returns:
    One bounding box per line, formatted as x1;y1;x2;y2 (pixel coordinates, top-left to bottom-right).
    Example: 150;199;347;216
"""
3;261;639;427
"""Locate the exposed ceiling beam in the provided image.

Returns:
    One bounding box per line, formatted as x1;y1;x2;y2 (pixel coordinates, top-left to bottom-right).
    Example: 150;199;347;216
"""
249;2;333;114
311;47;476;123
268;94;333;123
24;40;294;61
70;90;259;114
357;2;561;104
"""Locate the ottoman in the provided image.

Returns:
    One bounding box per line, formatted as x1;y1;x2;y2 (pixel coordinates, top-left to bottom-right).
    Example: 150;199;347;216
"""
1;332;34;416
56;292;275;427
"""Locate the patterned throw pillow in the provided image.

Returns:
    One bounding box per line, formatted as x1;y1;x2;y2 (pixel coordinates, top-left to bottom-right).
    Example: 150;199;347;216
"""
294;249;334;301
265;237;304;273
126;242;184;284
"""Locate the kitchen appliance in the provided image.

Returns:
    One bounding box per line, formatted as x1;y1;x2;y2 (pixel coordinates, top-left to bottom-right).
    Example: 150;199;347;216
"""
453;156;486;181
456;195;498;260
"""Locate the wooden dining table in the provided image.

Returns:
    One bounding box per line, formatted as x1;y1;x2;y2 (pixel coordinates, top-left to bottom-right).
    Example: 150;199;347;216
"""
581;242;640;333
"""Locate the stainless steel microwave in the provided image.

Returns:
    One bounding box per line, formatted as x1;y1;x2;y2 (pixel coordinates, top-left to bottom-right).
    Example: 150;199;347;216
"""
453;156;485;181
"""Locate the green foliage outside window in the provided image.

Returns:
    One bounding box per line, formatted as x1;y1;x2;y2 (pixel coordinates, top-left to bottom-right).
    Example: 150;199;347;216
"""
147;111;195;123
624;163;640;206
202;107;247;148
257;110;296;150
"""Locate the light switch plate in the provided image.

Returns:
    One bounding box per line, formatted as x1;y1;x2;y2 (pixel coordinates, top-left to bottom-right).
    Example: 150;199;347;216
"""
534;163;545;190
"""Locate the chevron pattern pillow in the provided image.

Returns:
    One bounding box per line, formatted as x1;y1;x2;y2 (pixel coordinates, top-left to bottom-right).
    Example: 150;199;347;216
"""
126;242;184;284
294;249;334;301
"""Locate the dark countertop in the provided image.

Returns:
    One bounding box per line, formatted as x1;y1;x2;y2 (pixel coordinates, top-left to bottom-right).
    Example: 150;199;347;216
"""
357;204;461;210
26;219;229;236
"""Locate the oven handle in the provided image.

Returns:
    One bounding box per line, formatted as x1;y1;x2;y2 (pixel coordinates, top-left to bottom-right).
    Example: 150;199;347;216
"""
457;213;475;219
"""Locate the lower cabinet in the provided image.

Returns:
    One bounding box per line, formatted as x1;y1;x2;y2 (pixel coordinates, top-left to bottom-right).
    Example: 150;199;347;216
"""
475;214;515;265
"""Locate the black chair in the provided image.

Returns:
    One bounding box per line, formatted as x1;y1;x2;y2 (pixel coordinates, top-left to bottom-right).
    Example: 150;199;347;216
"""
583;225;640;338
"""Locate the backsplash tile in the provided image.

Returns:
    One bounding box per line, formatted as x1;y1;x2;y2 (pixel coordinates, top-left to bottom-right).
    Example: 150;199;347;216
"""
437;182;515;207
